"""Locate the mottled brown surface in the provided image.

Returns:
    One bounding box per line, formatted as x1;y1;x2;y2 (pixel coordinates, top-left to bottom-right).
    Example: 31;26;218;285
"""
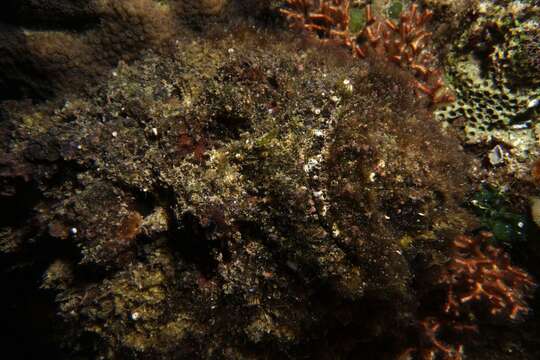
0;1;539;360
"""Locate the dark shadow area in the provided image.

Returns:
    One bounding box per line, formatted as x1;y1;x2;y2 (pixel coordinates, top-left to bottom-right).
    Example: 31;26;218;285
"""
0;0;99;30
0;23;54;101
0;235;80;359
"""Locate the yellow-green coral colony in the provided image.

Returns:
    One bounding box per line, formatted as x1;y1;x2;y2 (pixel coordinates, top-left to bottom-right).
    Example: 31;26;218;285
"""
490;12;540;86
435;1;540;156
435;59;538;140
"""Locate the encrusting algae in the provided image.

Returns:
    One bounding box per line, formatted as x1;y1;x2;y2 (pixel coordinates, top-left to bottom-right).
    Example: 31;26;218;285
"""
0;1;539;359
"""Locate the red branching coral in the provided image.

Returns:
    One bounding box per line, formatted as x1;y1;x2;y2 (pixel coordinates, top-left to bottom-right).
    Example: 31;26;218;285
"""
441;231;536;320
403;232;537;359
279;1;454;105
357;4;454;104
280;0;351;40
400;317;474;360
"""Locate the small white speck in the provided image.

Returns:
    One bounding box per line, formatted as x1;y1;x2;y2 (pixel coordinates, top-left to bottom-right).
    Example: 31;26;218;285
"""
369;172;377;182
488;144;504;165
331;95;340;103
518;222;524;228
303;158;320;173
418;212;425;217
70;227;78;235
151;127;158;136
228;48;234;54
314;108;321;115
343;79;353;93
131;312;140;320
527;98;539;108
314;129;324;137
112;131;118;138
384;215;391;220
321;204;328;216
77;145;82;150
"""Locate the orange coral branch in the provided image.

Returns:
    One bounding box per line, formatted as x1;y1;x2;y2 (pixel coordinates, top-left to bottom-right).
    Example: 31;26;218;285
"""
404;232;536;359
355;4;449;105
280;1;454;106
441;231;537;320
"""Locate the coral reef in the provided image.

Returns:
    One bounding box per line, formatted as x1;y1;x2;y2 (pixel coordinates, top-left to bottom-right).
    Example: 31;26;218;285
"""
0;0;229;100
405;232;537;360
1;1;539;359
1;15;480;357
280;1;453;104
435;0;540;178
441;232;536;320
469;185;532;245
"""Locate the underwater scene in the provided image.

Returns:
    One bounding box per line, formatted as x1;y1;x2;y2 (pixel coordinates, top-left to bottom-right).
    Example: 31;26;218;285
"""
1;0;540;359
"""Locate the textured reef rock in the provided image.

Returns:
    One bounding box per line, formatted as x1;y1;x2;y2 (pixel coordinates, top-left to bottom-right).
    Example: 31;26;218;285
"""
0;0;230;100
0;30;474;358
435;0;540;180
1;1;539;360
